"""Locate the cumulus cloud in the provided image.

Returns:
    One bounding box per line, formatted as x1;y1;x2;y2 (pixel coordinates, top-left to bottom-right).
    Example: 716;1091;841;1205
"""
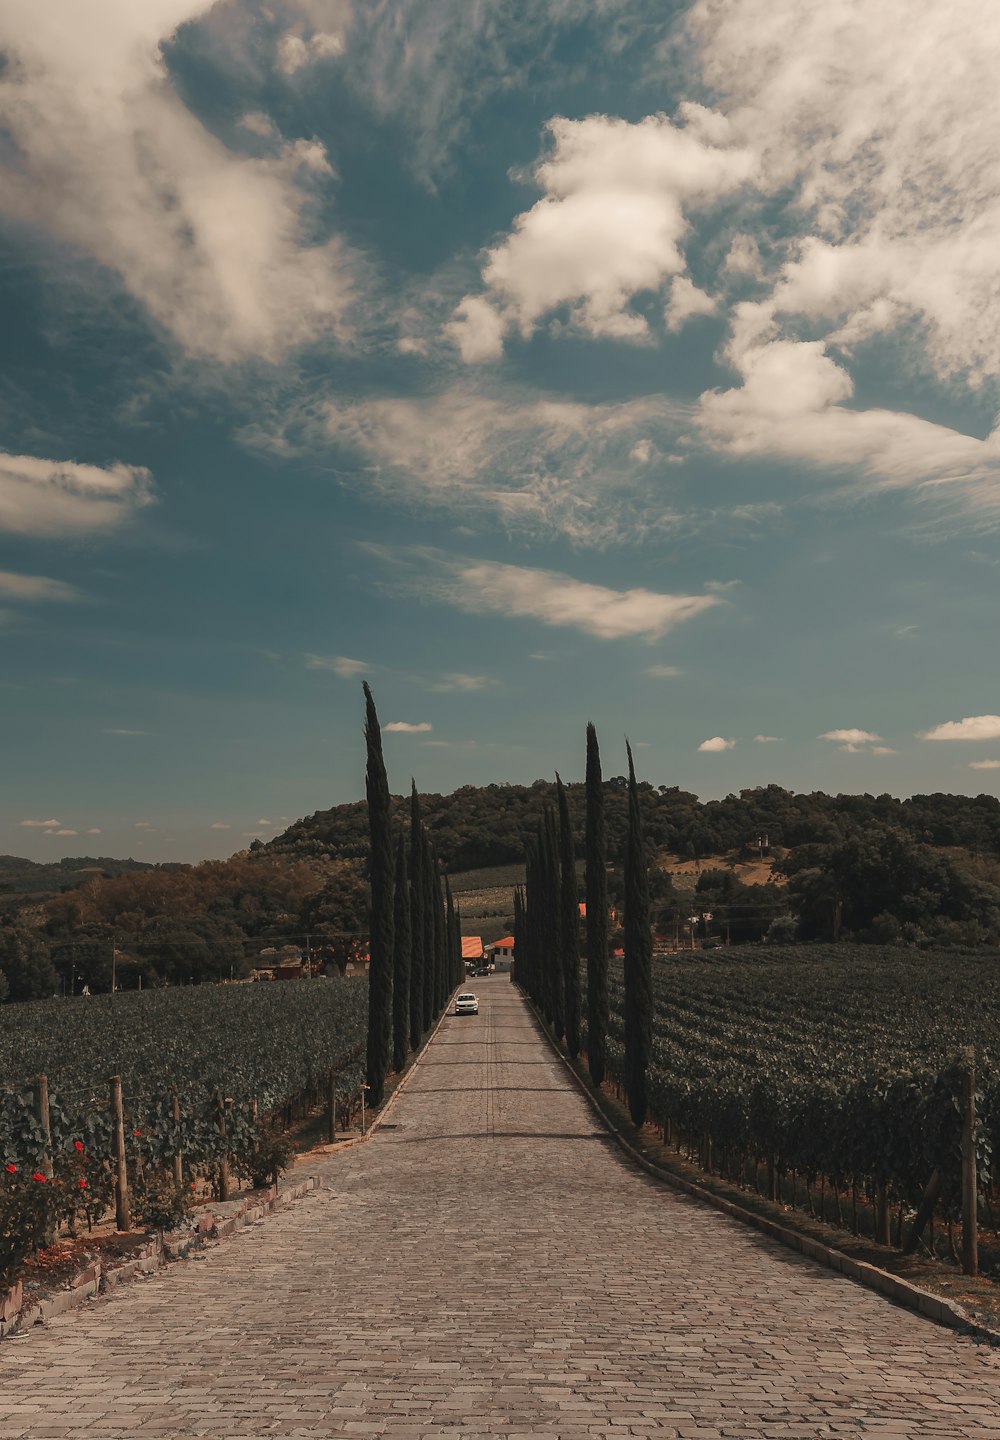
698;736;735;752
85;828;101;835
679;0;1000;519
645;664;682;678
920;715;1000;741
819;729;883;746
20;818;61;828
305;653;370;678
970;760;1000;770
754;734;783;743
383;721;433;733
871;746;898;756
449;111;754;356
0;453;153;537
370;547;723;642
665;276;717;333
0;2;354;362
55;828;77;836
210;821;232;829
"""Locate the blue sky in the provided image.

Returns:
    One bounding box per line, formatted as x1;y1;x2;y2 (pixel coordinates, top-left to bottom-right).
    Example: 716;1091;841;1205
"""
3;0;1000;863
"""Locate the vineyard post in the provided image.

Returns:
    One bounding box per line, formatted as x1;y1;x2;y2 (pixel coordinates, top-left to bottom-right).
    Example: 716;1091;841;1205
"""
327;1071;337;1144
216;1092;231;1203
171;1090;183;1190
32;1074;53;1179
110;1075;130;1231
875;1180;890;1245
961;1047;978;1277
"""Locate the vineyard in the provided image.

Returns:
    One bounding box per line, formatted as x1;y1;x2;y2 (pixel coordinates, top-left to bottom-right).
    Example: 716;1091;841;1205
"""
602;944;1000;1258
1;978;368;1286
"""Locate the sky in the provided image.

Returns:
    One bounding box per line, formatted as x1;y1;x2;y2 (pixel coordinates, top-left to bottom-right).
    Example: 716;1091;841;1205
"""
3;0;1000;864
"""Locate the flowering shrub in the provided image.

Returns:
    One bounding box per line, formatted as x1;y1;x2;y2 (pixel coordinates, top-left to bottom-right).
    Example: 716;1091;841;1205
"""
1;1164;54;1290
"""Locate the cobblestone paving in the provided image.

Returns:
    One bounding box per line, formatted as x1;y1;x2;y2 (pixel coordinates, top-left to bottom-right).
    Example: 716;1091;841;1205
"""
4;980;1000;1438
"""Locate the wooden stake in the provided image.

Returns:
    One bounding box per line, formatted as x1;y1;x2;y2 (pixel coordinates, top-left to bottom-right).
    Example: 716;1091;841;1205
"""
33;1074;52;1179
216;1092;230;1202
110;1075;130;1231
961;1047;978;1277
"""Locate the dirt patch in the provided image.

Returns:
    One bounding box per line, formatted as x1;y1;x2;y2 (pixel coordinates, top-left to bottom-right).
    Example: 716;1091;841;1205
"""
18;1230;152;1294
658;852;784;886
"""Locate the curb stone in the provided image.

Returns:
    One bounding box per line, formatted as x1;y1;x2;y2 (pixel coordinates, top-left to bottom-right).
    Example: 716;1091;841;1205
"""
0;989;461;1343
521;990;1000;1349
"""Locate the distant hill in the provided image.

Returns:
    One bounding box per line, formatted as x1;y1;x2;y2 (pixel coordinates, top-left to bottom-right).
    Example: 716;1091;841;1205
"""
0;854;157;902
266;781;1000;873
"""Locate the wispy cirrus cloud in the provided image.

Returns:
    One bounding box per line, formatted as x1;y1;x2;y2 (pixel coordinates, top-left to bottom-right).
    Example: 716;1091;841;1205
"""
920;715;1000;742
754;734;783;743
366;545;723;642
430;673;494;692
383;720;433;733
0;570;80;602
305;653;370;678
644;664;682;678
0;454;153;538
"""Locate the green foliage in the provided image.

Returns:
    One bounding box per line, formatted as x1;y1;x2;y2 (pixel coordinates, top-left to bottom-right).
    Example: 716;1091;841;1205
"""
557;775;581;1059
585;722;609;1087
623;742;653;1127
392;830;411;1074
599;943;998;1215
234;1124;295;1191
363;682;394;1108
409;783;425;1052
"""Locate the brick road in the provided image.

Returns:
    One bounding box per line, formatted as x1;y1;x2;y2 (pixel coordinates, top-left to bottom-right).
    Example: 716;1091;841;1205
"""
3;980;1000;1439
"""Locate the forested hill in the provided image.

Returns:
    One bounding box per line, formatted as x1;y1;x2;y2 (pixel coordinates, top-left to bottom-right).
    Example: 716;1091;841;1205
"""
0;854;156;899
267;782;1000;872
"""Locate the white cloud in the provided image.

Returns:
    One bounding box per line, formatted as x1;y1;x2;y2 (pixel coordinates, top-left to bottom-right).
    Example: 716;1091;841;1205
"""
290;385;692;547
0;2;354;363
753;734;783;743
104;728;149;736
678;0;1000;520
256;818;274;826
431;674;493;692
665;276;717;333
449;112;754;356
134;821;155;829
0;570;80;602
644;664;682;678
920;715;1000;742
970;760;1000;770
0;452;153;537
383;721;433;733
55;829;77;836
20;818;61;828
871;746;898;756
305;653;370;678
86;828;101;835
698;736;735;752
210;822;232;829
819;729;882;745
277;27;346;75
374;548;722;642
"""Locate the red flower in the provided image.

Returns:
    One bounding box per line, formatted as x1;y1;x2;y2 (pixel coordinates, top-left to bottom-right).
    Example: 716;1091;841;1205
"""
78;1178;87;1189
32;1173;47;1183
293;1141;299;1149
133;1129;142;1138
74;1140;85;1153
4;1163;15;1174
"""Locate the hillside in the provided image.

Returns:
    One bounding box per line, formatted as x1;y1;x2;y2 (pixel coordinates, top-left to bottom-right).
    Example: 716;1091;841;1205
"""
0;854;156;902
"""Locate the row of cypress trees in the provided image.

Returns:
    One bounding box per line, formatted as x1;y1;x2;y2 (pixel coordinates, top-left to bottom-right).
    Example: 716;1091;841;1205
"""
514;722;653;1127
363;683;464;1106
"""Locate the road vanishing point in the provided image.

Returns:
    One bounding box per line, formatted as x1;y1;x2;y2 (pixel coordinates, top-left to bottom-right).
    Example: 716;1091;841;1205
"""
3;980;1000;1438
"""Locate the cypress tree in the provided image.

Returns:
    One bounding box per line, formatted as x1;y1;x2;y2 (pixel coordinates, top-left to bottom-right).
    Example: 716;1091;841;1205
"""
408;782;425;1052
585;722;609;1085
431;847;447;1015
542;804;565;1040
421;829;436;1030
623;739;653;1127
446;879;460;991
392;829;412;1074
556;774;582;1058
513;885;524;989
363;682;394;1107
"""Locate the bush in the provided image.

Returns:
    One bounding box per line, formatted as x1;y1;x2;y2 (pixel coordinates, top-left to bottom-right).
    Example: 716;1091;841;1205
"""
235;1125;294;1190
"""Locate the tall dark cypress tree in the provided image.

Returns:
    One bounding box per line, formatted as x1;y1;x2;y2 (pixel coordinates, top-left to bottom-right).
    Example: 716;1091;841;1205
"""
408;782;425;1051
542;804;565;1040
421;828;436;1031
623;739;653;1127
431;847;447;1015
556;774;582;1058
363;682;394;1107
513;885;524;989
392;829;412;1074
585;722;609;1085
446;878;460;991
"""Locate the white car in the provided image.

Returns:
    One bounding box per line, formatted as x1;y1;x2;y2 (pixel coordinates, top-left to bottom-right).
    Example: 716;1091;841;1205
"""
455;992;479;1016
